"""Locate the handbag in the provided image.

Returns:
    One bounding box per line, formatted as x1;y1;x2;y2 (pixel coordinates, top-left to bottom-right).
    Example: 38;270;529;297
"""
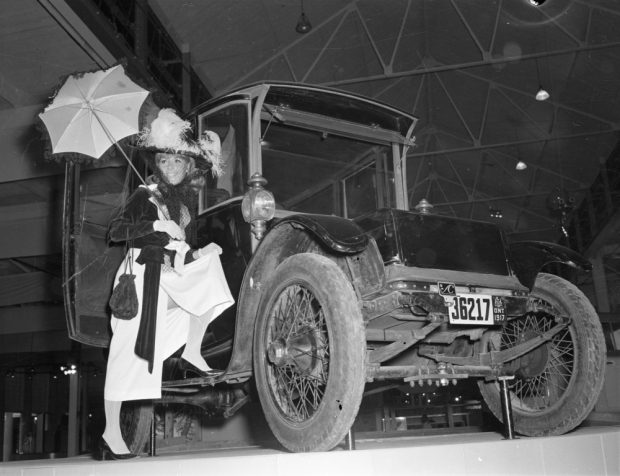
109;245;139;320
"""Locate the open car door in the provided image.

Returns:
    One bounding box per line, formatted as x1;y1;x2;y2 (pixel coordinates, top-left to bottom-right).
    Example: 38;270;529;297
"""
62;160;132;347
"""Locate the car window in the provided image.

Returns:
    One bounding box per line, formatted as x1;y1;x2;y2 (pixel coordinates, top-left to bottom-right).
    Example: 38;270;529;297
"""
198;102;250;210
260;120;394;218
343;154;394;218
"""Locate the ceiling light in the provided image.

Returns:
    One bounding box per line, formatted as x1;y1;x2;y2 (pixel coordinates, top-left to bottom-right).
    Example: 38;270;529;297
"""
516;160;527;170
534;59;550;101
489;207;503;219
60;364;77;375
414;198;434;215
535;87;550;101
295;1;312;34
528;0;546;5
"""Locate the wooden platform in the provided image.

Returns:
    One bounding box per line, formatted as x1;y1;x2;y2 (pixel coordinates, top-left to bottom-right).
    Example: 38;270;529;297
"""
1;426;619;476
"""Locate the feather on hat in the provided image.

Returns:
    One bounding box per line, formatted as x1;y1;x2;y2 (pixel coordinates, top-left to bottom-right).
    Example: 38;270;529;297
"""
138;108;222;176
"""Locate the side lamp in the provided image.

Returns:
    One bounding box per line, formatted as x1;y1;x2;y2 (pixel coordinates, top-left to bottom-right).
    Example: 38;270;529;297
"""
242;173;276;240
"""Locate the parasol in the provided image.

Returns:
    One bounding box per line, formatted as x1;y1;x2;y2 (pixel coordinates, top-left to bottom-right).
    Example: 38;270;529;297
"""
39;65;156;348
39;64;150;179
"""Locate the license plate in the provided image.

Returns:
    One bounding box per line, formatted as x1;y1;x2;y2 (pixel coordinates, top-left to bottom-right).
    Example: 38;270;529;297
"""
446;293;505;325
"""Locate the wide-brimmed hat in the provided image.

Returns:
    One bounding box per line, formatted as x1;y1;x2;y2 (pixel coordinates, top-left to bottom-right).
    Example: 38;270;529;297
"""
137;108;222;176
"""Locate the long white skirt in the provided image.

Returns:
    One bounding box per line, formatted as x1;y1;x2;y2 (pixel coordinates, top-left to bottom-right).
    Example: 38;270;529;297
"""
104;248;234;401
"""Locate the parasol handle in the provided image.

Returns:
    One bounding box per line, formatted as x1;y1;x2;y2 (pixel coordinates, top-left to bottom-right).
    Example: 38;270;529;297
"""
89;109;147;186
91;109;171;220
113;142;146;185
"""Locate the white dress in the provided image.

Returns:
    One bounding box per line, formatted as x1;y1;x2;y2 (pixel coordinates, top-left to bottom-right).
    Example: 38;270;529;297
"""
104;247;234;401
104;192;234;401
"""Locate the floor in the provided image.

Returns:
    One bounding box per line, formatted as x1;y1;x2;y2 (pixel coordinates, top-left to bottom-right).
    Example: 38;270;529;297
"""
0;426;618;476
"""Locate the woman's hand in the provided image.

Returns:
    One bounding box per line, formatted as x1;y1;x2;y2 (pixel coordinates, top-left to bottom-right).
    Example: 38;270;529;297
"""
153;220;186;241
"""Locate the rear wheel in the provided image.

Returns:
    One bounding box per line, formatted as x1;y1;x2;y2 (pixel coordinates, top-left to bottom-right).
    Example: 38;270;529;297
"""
478;273;606;436
253;253;366;452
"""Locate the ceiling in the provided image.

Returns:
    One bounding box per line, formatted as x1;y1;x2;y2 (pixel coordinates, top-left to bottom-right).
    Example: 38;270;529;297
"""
1;0;620;357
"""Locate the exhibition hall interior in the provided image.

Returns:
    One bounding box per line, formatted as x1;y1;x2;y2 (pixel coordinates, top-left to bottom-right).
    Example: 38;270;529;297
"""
1;0;620;474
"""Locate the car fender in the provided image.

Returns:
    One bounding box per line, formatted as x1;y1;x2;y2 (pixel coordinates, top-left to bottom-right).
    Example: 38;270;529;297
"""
278;213;369;253
509;240;592;290
224;214;383;375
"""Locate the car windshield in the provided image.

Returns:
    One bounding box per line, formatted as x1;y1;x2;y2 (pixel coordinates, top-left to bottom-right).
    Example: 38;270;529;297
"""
198;101;251;211
260;120;395;219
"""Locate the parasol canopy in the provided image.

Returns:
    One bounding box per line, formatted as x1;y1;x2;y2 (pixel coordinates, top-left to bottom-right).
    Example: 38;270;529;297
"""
39;64;150;160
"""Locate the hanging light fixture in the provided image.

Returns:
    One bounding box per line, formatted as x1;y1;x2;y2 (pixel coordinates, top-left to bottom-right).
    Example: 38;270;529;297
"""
296;0;312;34
515;160;528;170
536;87;550;101
489;207;503;219
535;59;550;101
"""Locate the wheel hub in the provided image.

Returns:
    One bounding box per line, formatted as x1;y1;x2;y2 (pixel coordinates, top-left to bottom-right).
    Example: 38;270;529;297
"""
267;338;288;366
514;330;549;379
266;327;320;375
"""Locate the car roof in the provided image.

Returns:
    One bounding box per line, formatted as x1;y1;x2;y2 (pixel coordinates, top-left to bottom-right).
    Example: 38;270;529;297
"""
191;81;417;139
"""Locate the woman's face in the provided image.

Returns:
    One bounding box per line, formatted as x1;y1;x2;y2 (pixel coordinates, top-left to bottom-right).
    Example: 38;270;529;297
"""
155;153;190;185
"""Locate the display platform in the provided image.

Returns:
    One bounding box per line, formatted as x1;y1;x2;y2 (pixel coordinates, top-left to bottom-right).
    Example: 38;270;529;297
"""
1;425;618;476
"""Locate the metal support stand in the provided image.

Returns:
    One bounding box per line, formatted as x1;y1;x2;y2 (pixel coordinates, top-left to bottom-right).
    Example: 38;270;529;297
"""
498;376;516;440
346;428;356;450
149;406;157;456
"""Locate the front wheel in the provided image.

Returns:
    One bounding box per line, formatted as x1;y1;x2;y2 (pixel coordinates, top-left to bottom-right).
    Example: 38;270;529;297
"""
253;253;366;452
478;272;606;436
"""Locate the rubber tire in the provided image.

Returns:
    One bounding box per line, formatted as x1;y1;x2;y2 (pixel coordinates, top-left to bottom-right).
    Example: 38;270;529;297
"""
478;272;606;436
120;400;152;454
253;253;366;452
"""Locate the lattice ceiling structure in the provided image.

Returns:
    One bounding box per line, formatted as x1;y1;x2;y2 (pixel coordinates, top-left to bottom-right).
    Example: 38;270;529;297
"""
150;0;620;242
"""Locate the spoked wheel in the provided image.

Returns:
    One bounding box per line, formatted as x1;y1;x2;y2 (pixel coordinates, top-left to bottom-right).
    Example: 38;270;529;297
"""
502;315;572;408
120;400;152;454
254;253;366;452
478;273;606;436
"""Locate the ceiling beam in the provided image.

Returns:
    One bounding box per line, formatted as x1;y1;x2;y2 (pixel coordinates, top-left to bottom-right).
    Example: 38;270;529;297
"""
0;203;62;259
0;330;72;354
409;128;619;160
226;2;356;91
435;190;560;207
0;304;65;336
322;42;620;89
0;272;61;307
37;0;116;68
0;106;64;183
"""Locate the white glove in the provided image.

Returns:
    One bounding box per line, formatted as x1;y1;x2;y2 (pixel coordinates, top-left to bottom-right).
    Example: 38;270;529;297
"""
153;220;185;241
165;240;190;274
198;242;222;257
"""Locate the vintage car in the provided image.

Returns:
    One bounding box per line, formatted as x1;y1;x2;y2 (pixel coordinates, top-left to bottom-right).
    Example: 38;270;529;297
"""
63;82;606;453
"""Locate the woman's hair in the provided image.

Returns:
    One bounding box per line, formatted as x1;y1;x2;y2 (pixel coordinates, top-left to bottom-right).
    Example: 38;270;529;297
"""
147;153;201;223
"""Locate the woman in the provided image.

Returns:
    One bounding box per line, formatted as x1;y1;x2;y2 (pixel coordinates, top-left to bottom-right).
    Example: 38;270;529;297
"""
98;109;233;459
